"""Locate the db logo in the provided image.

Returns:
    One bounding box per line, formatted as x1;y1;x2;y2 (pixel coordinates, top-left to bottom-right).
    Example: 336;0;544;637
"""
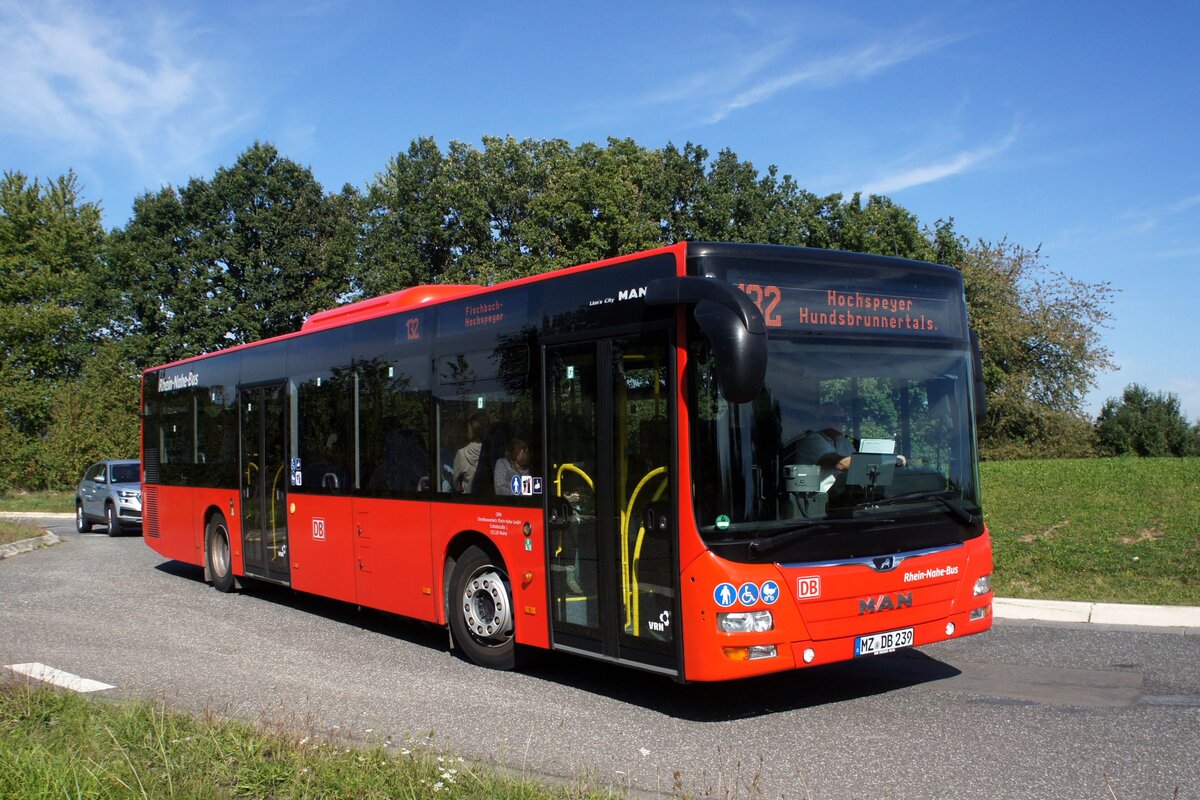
312;517;326;541
796;575;821;599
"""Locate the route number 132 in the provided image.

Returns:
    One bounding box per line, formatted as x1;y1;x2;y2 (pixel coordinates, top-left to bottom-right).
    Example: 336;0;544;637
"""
737;284;783;328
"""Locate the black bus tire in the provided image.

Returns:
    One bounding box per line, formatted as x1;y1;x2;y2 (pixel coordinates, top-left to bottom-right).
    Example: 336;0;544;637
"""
205;513;236;593
448;546;516;670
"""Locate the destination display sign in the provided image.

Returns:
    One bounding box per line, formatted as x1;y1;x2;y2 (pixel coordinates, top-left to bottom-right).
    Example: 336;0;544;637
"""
729;273;960;338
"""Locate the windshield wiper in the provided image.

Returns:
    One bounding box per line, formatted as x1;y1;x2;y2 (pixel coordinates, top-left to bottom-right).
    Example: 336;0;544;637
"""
746;517;894;559
857;490;979;526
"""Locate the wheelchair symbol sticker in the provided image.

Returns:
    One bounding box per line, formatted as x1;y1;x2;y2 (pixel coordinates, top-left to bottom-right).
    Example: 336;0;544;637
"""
738;582;760;606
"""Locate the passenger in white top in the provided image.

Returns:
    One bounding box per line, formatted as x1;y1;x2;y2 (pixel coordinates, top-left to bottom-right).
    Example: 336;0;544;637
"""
452;412;489;493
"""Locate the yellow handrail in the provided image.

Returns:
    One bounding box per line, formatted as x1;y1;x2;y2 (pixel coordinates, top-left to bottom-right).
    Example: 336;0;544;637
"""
553;463;594;559
554;463;594;495
622;467;668;633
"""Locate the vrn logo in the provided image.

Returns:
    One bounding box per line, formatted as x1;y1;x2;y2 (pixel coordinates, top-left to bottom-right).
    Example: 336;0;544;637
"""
859;592;913;614
617;286;647;301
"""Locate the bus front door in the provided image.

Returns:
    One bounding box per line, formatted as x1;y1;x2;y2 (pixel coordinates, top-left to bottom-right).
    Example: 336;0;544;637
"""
545;335;678;676
239;384;291;584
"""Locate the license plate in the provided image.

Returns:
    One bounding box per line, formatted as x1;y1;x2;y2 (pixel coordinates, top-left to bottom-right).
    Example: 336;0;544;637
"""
854;627;914;657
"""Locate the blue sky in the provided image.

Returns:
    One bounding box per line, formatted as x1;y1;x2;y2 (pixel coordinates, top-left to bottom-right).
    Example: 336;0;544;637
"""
2;1;1198;420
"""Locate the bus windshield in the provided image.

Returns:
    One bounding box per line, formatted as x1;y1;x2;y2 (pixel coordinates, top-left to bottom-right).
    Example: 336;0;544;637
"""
691;335;982;561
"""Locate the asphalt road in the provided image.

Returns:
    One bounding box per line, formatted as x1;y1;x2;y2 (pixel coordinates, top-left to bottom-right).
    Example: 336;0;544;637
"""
3;518;1198;799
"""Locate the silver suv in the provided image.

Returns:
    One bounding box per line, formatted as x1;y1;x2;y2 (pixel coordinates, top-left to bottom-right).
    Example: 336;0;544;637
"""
75;460;142;535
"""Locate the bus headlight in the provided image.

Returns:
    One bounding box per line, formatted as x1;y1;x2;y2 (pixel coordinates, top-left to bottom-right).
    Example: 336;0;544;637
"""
973;575;992;596
718;610;774;633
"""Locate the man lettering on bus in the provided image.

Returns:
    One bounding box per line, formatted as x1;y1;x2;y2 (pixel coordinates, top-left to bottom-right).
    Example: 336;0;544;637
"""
791;403;906;493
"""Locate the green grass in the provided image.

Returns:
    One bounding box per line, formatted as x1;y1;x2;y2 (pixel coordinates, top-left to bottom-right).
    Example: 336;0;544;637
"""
0;519;47;547
981;457;1200;605
0;680;618;800
0;490;74;513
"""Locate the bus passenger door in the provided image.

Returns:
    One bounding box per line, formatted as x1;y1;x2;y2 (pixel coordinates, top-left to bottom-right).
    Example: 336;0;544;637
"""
239;384;291;584
545;334;678;675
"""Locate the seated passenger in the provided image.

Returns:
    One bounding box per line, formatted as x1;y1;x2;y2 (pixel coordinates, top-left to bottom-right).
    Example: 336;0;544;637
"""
452;412;488;494
494;437;531;496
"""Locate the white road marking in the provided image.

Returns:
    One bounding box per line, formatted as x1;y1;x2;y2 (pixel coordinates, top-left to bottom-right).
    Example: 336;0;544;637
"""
4;662;115;692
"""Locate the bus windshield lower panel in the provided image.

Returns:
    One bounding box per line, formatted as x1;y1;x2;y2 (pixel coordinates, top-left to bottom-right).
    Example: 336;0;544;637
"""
691;336;982;564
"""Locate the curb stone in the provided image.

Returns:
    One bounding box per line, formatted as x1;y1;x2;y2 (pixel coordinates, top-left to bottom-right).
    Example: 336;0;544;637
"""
0;531;62;560
993;597;1200;630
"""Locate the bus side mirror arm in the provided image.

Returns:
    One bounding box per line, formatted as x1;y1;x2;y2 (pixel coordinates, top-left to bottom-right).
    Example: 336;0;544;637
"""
646;276;767;404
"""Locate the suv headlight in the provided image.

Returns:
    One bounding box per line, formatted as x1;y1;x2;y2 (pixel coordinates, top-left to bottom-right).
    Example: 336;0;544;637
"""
118;490;140;499
718;610;774;633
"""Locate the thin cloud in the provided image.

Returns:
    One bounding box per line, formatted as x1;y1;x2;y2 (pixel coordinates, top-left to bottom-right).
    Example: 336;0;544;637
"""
861;127;1019;195
0;1;241;170
705;33;963;124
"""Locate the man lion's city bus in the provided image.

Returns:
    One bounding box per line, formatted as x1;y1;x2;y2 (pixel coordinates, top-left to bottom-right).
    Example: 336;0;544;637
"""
141;242;993;682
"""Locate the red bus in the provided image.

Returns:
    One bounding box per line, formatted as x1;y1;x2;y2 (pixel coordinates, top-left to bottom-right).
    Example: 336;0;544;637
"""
141;242;993;681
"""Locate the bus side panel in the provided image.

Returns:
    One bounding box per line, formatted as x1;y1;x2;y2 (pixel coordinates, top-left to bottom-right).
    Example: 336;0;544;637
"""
144;485;200;567
192;489;241;572
431;503;549;650
288;494;357;604
351;497;436;623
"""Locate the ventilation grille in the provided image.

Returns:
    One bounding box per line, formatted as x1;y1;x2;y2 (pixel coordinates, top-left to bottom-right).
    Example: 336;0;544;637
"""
143;485;160;538
144;448;160;484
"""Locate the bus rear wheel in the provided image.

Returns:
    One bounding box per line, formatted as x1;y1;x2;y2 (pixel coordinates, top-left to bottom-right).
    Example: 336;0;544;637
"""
449;546;515;670
205;513;236;593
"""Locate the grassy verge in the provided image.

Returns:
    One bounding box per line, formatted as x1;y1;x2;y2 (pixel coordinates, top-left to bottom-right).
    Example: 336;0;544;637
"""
981;457;1200;605
0;680;615;800
0;519;47;547
0;490;73;513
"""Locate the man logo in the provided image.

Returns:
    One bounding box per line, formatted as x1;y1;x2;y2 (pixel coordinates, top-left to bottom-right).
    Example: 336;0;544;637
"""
859;592;913;614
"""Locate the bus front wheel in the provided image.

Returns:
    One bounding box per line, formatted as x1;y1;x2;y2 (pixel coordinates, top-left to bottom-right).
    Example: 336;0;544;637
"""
205;513;237;593
449;546;516;670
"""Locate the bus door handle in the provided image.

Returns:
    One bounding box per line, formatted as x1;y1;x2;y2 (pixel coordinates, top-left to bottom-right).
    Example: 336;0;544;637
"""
642;507;670;533
548;500;572;529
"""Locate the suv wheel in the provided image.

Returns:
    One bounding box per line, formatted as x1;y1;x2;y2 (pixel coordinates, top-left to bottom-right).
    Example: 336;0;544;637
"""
105;504;123;537
75;501;92;533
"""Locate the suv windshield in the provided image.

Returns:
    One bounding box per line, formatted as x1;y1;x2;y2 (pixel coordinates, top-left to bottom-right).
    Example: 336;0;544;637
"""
111;464;140;484
691;336;982;562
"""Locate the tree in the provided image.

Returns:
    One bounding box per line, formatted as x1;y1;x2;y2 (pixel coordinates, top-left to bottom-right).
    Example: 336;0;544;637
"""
40;341;141;489
0;171;106;489
1095;384;1200;457
951;237;1115;458
108;142;360;364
